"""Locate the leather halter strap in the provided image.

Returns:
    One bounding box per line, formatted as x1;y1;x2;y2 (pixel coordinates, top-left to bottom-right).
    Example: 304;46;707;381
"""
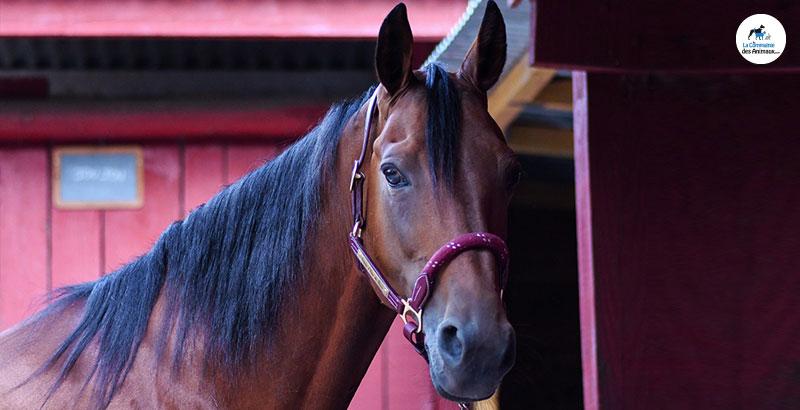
348;93;510;356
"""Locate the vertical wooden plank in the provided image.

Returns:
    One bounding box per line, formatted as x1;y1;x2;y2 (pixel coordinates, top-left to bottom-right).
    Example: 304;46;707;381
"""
349;340;388;409
385;318;439;410
352;320;443;410
0;148;49;329
104;146;180;272
51;208;102;288
225;144;279;184
571;71;599;410
50;143;103;288
183;145;225;215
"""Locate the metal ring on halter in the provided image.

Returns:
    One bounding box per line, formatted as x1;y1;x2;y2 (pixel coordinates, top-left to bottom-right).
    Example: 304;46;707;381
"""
400;299;423;333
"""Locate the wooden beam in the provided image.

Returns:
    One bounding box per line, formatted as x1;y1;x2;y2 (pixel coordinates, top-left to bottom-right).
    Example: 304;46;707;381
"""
508;125;573;158
0;70;375;99
0;0;465;40
572;71;598;410
533;78;573;111
531;0;800;72
488;52;556;131
0;100;328;142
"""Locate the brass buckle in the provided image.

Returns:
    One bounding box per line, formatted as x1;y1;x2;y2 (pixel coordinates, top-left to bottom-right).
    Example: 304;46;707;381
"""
401;299;423;334
349;160;363;192
351;220;362;238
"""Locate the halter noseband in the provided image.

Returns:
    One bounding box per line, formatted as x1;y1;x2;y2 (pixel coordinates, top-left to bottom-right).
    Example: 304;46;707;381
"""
348;93;510;357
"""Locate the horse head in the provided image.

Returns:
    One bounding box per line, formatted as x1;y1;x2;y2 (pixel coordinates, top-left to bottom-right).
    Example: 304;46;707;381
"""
358;1;517;401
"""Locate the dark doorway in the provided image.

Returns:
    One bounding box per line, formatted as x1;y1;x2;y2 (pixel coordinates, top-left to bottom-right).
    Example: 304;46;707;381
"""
500;155;583;409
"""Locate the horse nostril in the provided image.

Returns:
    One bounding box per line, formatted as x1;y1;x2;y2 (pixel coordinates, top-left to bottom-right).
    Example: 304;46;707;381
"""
438;324;464;364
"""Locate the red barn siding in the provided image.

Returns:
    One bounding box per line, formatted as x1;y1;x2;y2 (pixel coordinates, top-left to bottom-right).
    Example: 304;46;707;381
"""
351;336;388;409
0;143;278;323
386;319;445;409
103;147;181;272
0;148;49;328
51;208;102;288
352;319;456;410
226;144;280;184
184;145;225;215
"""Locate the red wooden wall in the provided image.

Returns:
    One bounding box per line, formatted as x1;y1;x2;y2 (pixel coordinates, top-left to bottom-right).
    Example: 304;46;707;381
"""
0;148;49;327
0;143;270;325
0;142;452;409
533;1;800;408
573;74;800;409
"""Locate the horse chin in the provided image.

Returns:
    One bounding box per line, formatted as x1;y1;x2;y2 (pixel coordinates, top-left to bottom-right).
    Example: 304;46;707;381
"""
432;380;496;403
426;347;501;403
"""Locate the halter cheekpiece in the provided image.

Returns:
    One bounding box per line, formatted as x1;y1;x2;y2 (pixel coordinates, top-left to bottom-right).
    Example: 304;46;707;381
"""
348;93;510;357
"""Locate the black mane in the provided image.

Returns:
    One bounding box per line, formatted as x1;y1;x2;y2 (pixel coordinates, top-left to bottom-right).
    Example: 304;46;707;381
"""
29;64;462;408
425;63;462;188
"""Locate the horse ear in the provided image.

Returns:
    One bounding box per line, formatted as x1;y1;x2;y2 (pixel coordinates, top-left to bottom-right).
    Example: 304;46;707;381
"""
459;0;507;92
375;3;414;96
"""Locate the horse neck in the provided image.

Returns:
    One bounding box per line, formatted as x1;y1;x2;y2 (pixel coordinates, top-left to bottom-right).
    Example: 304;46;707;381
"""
223;109;396;408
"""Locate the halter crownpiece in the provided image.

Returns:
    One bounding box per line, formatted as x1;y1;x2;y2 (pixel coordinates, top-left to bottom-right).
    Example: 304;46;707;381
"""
348;93;510;356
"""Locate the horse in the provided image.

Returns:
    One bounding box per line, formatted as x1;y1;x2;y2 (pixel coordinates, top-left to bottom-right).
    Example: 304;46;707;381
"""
0;2;517;408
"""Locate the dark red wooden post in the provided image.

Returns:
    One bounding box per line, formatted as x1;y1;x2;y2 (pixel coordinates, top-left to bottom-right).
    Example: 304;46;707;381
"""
533;1;800;408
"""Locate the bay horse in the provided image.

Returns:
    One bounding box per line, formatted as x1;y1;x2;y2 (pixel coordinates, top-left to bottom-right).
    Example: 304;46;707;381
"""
0;2;518;408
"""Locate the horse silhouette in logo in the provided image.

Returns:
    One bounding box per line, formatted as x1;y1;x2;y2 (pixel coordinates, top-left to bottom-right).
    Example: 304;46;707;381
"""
749;25;766;40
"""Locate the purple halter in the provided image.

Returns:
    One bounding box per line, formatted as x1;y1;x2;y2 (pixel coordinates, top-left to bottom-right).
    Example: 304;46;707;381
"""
348;94;510;355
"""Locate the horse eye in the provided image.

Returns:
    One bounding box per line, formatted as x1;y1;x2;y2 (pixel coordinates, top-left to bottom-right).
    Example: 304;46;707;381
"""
381;164;408;187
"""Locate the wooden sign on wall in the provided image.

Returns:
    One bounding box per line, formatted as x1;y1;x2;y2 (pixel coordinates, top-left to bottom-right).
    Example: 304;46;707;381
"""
53;146;143;209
